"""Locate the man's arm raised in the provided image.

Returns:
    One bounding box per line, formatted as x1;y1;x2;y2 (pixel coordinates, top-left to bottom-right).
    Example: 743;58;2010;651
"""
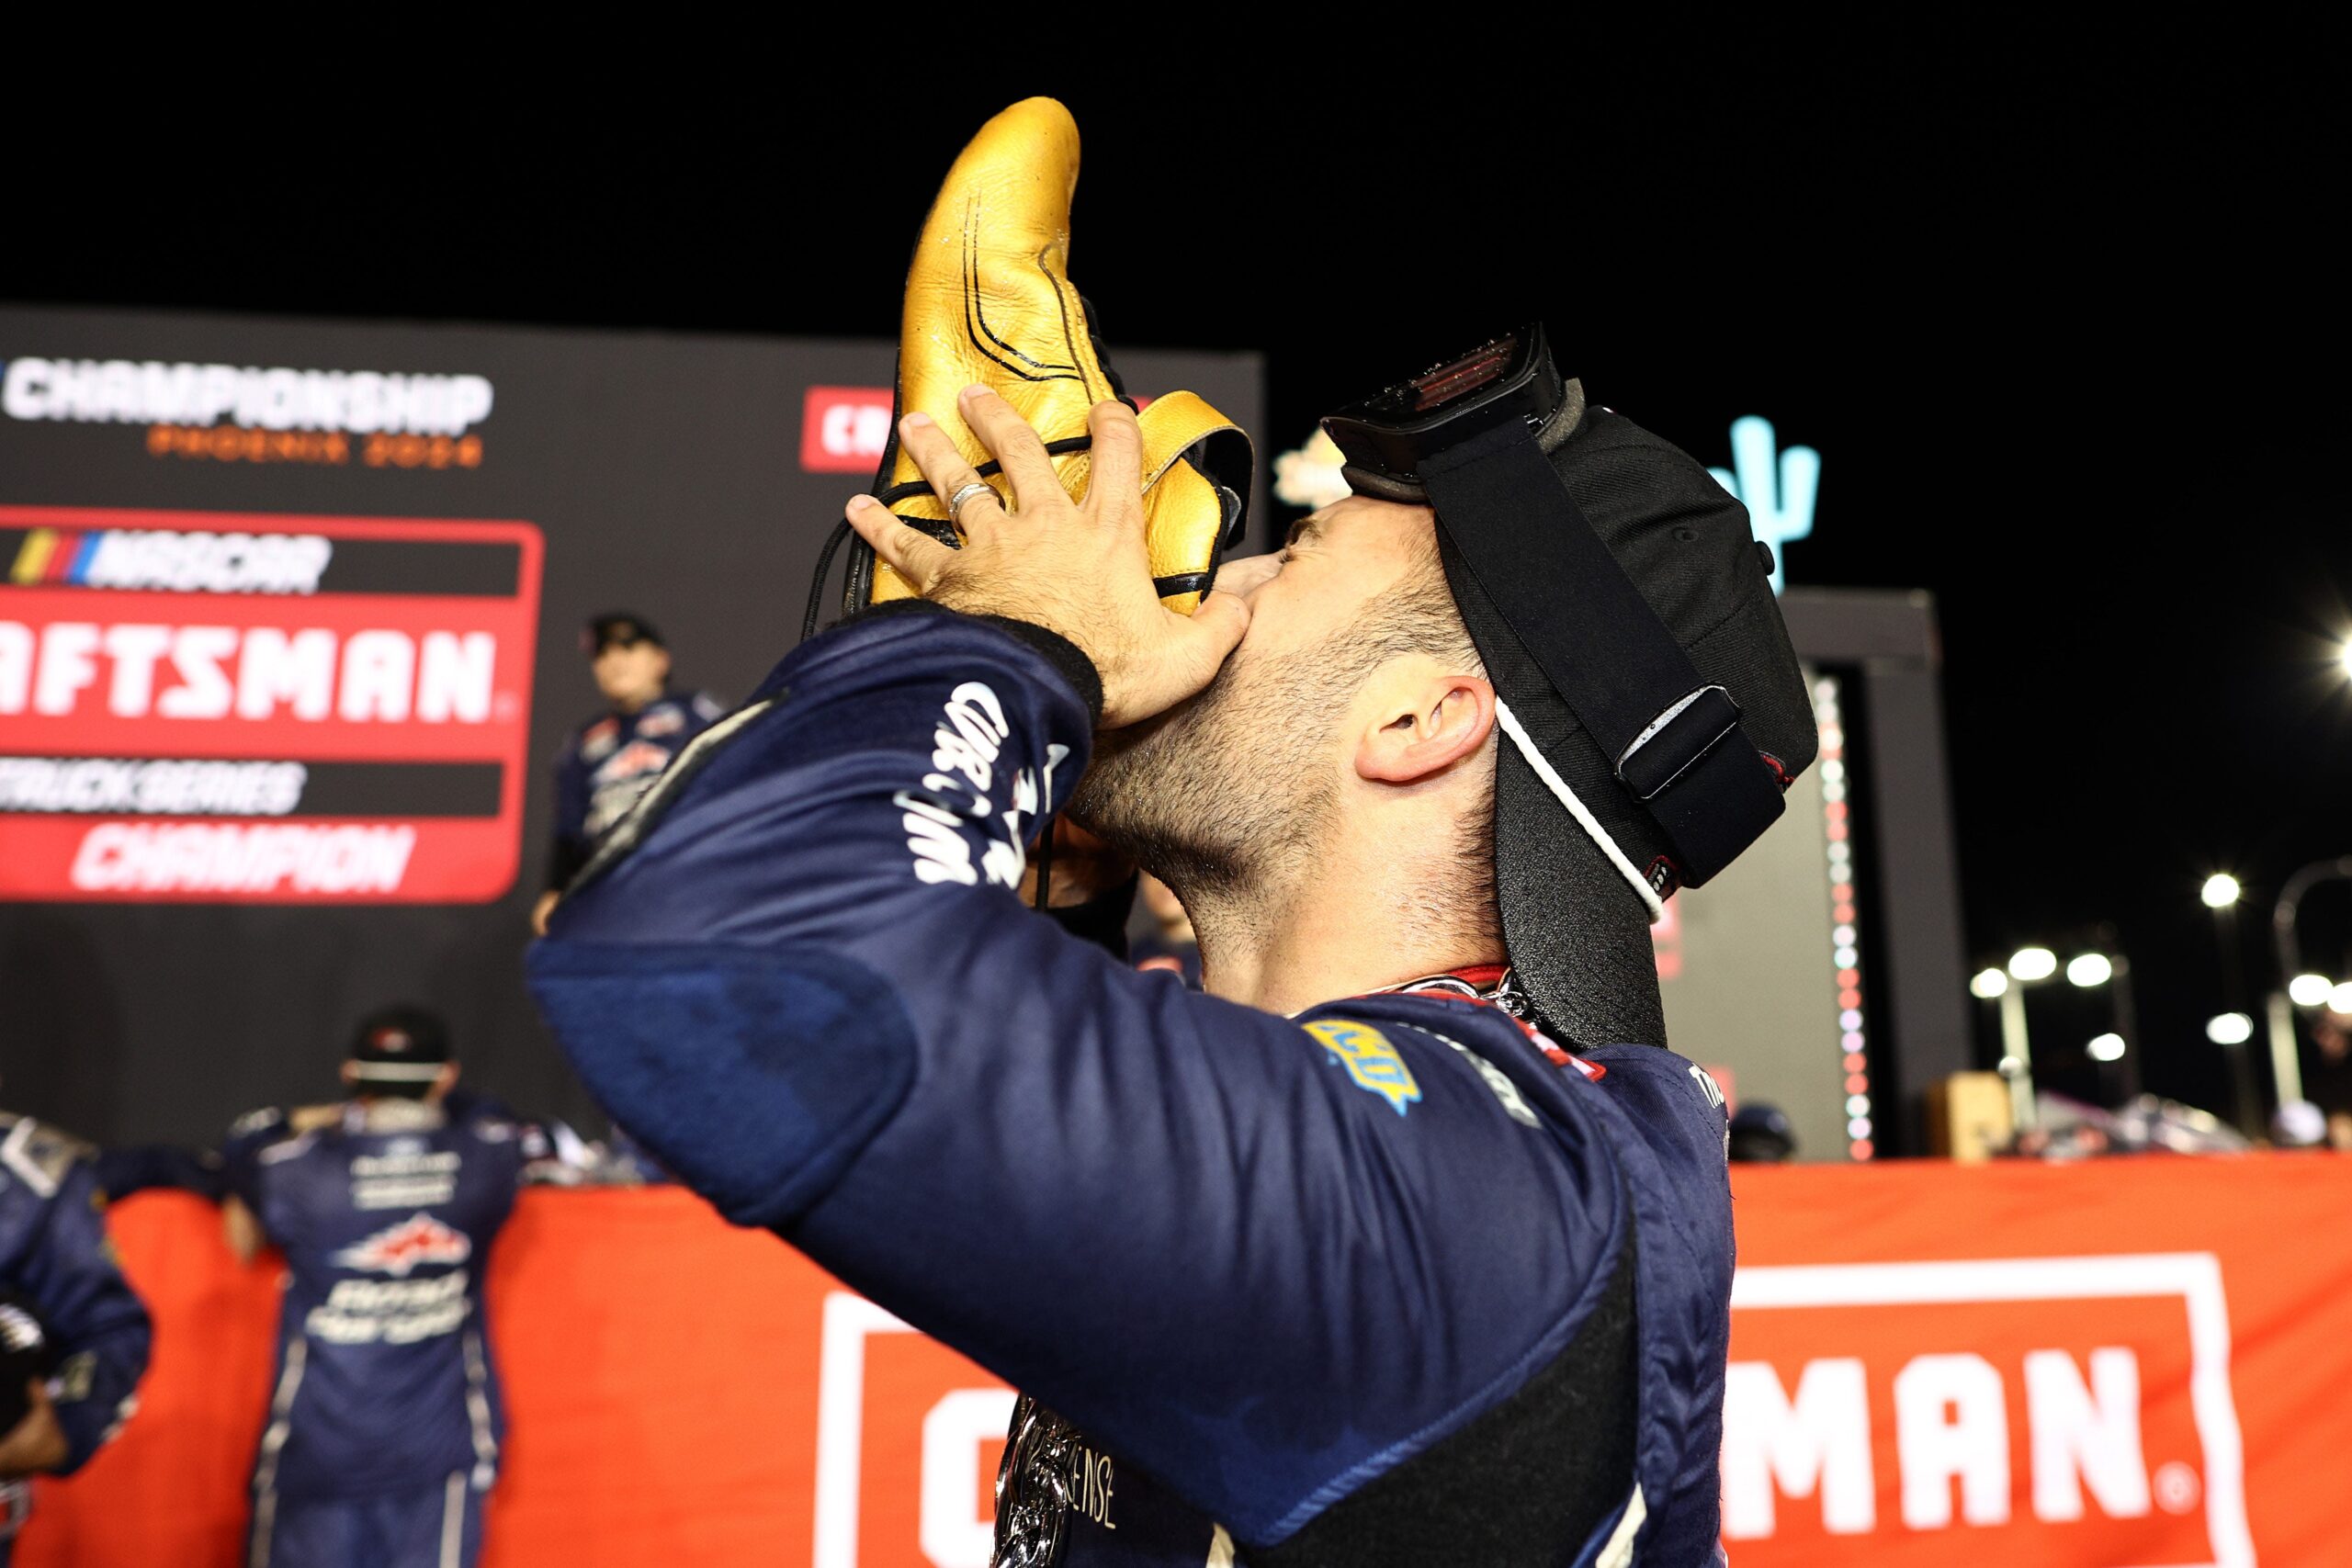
524;395;1610;1549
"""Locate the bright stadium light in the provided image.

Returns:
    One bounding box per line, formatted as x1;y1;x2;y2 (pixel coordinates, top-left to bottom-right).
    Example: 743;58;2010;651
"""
2206;1012;2255;1046
2333;982;2352;1015
1970;967;2010;999
2087;1033;2127;1062
2340;639;2352;681
2007;947;2059;983
2065;953;2114;987
2290;974;2335;1007
2200;874;2242;908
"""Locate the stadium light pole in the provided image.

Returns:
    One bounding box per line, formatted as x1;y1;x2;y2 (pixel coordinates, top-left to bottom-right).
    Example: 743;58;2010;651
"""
2274;858;2352;1110
2201;874;2265;1135
1994;948;2057;1129
2066;935;2141;1104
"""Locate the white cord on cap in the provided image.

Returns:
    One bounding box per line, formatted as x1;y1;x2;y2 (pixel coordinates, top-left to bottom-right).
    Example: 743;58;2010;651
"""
1493;697;1667;924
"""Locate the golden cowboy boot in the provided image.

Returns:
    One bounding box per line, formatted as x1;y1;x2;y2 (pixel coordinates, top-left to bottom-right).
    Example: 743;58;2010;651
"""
842;97;1251;617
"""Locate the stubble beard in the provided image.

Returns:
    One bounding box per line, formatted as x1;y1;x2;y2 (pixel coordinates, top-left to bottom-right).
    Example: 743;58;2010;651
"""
1068;639;1342;910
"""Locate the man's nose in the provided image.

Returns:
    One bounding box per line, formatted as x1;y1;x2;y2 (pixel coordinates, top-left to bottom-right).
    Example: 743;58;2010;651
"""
1211;552;1283;603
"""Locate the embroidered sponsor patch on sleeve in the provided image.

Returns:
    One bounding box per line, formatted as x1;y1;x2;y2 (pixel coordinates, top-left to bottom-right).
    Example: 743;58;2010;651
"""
1305;1019;1421;1117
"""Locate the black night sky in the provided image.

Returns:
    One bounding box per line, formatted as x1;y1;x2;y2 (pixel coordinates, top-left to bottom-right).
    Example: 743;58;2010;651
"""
15;41;2347;1120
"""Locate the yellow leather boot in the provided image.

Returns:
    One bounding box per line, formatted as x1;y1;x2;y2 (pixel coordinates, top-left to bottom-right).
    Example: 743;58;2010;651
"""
840;97;1252;619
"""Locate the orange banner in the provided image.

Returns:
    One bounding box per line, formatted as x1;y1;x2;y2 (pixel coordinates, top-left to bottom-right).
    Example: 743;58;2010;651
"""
22;1156;2352;1566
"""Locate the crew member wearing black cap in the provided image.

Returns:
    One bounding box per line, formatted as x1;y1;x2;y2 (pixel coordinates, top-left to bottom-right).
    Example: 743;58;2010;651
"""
533;613;722;933
531;323;1814;1566
220;1009;548;1568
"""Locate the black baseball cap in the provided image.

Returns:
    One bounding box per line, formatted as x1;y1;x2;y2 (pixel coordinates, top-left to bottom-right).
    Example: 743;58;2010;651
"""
583;612;665;657
1482;401;1815;1046
347;1004;453;1086
1729;1102;1799;1163
1327;349;1817;1048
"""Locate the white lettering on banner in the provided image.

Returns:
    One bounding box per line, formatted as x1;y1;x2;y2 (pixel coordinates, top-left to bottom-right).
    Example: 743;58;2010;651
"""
0;758;306;815
0;622;26;709
77;531;334;594
158;626;235;718
1725;1255;2254;1565
921;1388;1019;1568
340;631;414;721
1722;1359;1875;1536
416;632;494;722
236;628;336;719
69;823;415;894
0;623;496;724
820;400;891;462
1894;1353;2010;1529
32;622;97;714
2;358;494;436
2026;1348;2152;1521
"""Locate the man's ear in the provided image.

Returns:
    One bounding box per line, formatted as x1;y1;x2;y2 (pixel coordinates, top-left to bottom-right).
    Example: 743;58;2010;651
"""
1356;673;1497;784
338;1061;359;1090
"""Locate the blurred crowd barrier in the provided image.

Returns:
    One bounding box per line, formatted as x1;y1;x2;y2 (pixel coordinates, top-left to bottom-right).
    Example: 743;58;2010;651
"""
27;1161;2352;1566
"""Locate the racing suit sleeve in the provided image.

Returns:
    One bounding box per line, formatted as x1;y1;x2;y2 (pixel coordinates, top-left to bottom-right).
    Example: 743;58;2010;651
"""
12;1162;151;1474
547;733;592;891
526;604;1620;1543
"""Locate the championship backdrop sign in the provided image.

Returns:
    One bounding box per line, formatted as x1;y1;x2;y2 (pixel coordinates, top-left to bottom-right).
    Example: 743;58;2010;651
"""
0;305;1263;1145
1;507;541;901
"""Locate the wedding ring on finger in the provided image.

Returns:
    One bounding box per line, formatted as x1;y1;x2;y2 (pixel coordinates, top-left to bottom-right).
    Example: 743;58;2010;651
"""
945;480;996;520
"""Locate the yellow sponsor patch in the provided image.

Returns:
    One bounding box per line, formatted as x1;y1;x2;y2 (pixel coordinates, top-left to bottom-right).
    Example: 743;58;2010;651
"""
1306;1019;1421;1117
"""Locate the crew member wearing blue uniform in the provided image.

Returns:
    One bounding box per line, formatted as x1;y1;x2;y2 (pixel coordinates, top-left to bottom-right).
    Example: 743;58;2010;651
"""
222;1009;542;1568
533;612;722;933
0;1111;151;1565
531;360;1815;1564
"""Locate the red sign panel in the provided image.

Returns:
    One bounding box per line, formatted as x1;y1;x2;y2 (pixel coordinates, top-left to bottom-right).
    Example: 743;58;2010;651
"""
0;505;541;902
1726;1257;2243;1565
799;386;893;474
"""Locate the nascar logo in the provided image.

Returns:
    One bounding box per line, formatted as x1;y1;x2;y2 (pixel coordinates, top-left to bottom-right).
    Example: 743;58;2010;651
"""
8;526;332;594
332;1213;472;1277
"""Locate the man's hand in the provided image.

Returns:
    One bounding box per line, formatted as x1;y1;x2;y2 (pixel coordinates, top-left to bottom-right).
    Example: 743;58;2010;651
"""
0;1380;68;1478
845;387;1250;728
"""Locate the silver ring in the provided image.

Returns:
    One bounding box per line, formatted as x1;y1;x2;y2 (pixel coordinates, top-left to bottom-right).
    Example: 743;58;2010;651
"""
944;480;995;518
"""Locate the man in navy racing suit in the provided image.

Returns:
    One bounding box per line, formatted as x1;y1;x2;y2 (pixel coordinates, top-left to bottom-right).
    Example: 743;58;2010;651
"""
533;611;723;934
530;373;1814;1564
0;1110;151;1566
221;1007;545;1568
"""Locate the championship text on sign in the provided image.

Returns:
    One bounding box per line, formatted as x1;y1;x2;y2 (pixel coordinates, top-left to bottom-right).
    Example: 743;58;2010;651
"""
0;505;542;903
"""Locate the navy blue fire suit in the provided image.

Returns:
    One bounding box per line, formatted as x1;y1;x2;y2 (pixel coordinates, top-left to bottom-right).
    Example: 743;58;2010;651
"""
221;1100;537;1568
0;1112;152;1566
527;604;1736;1566
547;690;724;889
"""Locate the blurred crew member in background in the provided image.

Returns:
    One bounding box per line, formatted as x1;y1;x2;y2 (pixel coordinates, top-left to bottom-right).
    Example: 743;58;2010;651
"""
534;613;722;933
221;1008;548;1568
1727;1102;1798;1164
0;1104;150;1565
2307;1005;2352;1151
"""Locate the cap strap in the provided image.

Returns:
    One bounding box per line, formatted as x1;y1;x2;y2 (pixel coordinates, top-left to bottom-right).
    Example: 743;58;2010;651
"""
1422;421;1783;886
1494;698;1665;924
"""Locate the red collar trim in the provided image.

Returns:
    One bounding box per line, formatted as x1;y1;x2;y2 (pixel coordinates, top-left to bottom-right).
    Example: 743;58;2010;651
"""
1374;966;1606;1082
